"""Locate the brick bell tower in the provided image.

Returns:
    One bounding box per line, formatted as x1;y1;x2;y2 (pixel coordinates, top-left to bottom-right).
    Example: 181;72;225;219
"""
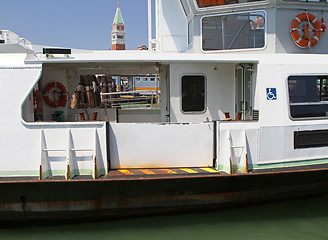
111;2;125;50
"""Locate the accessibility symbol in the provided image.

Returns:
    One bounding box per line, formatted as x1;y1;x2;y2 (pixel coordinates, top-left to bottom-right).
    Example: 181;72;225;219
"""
266;88;277;100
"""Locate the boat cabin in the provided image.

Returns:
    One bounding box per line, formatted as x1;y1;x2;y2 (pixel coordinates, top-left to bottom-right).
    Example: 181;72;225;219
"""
1;0;328;180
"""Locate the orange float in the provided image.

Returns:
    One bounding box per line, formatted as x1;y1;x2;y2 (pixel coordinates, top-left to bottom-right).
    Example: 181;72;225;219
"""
290;12;322;48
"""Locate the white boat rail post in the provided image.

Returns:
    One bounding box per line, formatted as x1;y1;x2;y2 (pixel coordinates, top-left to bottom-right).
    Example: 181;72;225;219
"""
218;129;232;174
66;129;74;180
239;130;248;173
40;130;51;180
92;129;100;179
229;130;248;174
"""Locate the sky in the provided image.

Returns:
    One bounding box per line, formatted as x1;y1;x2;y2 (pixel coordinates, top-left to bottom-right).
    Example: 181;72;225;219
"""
0;0;150;50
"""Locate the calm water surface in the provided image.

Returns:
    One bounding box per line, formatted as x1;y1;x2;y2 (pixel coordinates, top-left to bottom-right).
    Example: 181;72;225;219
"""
1;194;328;240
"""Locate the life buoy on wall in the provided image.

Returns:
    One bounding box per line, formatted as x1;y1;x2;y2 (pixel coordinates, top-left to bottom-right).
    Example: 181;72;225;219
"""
43;82;68;107
290;12;323;48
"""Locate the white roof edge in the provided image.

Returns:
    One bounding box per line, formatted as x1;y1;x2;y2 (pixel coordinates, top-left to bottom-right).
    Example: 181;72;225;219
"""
23;51;328;65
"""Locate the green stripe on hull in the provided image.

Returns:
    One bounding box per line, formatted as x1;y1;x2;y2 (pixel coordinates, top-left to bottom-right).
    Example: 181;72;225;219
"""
252;158;328;170
0;168;106;178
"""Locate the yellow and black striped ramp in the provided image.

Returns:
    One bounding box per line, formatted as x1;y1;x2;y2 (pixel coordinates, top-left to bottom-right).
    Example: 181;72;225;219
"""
105;167;220;179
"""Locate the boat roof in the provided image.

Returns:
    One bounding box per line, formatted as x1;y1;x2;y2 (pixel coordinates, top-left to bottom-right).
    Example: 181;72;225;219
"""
20;50;328;66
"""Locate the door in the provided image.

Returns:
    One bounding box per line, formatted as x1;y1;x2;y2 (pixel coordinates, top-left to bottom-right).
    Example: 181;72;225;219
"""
235;65;253;120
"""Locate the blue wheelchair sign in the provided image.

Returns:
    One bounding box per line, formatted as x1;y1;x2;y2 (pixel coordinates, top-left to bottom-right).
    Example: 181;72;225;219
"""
266;88;277;100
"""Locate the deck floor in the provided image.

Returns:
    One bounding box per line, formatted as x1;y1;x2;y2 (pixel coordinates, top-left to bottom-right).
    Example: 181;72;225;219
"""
101;167;221;180
0;167;222;182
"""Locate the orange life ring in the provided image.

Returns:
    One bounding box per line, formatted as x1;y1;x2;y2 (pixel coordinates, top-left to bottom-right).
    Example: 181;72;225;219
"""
43;82;67;107
290;12;322;48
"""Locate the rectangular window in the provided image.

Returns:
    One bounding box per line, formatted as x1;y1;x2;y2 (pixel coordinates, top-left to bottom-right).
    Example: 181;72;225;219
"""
288;75;328;119
202;11;265;51
181;75;205;112
196;0;266;8
294;130;328;149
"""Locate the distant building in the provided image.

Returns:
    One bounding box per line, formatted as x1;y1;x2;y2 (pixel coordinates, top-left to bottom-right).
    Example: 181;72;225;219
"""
136;45;148;51
111;3;125;50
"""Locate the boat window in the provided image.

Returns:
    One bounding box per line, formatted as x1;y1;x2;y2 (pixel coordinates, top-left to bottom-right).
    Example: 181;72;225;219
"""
288;75;328;119
23;71;161;123
180;0;191;16
181;75;206;112
196;0;266;8
202;11;265;51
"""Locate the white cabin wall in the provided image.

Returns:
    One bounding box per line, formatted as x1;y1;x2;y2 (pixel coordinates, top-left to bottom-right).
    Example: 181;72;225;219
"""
157;0;188;52
0;65;42;176
256;61;328;166
158;0;328;55
169;62;235;123
256;63;288;126
181;1;276;54
275;6;328;54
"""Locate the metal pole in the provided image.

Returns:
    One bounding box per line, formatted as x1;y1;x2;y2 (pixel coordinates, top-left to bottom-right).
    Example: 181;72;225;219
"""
155;73;158;109
148;0;152;50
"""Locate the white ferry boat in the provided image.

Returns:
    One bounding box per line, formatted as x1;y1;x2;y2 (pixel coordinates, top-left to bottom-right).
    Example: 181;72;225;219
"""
1;0;328;222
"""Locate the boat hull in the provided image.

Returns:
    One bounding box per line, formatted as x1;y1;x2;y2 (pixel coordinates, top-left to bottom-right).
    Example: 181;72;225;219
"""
1;168;328;223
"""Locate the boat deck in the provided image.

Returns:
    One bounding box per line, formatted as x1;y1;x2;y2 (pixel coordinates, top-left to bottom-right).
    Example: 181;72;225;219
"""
0;167;223;182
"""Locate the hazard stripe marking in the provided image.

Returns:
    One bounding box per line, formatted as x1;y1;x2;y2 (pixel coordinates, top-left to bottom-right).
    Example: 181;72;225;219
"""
200;168;219;173
139;169;156;175
118;169;134;175
160;169;177;174
180;168;198;174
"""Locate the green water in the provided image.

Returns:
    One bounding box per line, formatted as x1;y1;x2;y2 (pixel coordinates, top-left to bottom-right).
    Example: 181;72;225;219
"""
1;195;328;240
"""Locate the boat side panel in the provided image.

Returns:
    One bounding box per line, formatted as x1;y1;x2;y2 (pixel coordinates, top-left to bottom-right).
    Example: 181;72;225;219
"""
0;67;42;176
109;122;214;169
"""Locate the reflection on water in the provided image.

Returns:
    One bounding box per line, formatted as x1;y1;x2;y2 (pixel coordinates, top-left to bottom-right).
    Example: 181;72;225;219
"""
1;194;328;240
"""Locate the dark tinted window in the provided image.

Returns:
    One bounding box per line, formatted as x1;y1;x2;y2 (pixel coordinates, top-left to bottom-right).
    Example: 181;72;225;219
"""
182;75;205;112
288;75;328;118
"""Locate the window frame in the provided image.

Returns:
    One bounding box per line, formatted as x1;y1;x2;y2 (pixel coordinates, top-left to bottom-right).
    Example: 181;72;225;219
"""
180;0;191;16
193;0;270;10
188;20;193;47
287;75;328;120
180;74;207;114
282;0;328;4
200;10;267;53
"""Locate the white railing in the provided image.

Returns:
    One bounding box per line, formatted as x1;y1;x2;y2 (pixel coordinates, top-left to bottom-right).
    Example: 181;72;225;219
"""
100;90;160;109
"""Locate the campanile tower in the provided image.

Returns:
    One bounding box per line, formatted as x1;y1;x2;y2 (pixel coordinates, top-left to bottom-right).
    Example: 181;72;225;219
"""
111;3;125;50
